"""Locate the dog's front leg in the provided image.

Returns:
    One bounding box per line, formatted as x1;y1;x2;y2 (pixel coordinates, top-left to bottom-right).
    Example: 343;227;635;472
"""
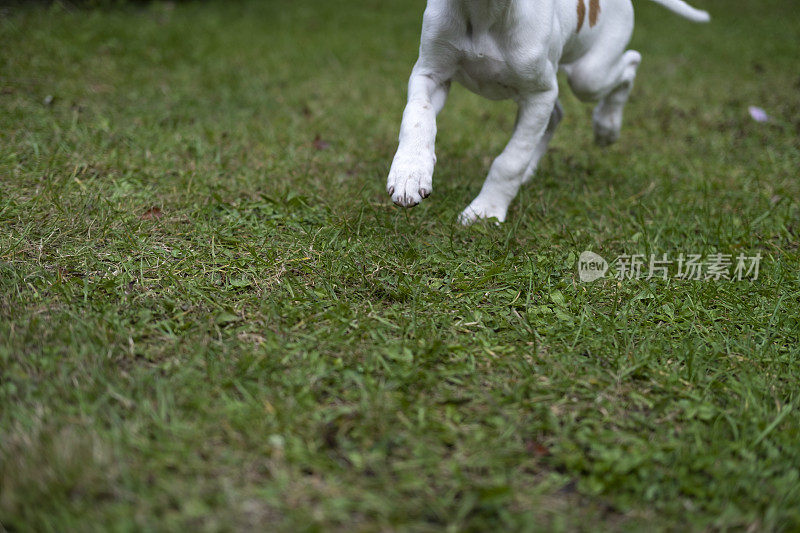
459;86;559;224
387;64;451;208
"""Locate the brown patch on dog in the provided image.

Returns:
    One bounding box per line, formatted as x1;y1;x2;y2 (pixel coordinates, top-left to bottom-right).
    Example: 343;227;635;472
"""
576;0;586;32
589;0;601;27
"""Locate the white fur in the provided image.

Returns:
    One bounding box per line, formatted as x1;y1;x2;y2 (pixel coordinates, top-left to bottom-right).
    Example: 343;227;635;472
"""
386;0;709;223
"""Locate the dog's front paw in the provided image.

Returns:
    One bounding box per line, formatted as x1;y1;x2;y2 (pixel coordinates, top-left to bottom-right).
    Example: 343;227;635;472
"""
458;196;508;226
387;157;433;208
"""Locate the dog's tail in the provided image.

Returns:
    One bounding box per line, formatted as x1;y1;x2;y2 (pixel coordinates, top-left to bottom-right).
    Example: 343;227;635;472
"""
647;0;710;22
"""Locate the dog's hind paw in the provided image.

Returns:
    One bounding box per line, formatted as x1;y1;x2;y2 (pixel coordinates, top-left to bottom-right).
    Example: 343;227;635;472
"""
592;109;622;147
593;123;621;147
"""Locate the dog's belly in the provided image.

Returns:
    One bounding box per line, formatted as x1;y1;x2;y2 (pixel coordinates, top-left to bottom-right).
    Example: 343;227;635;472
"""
452;36;521;101
454;58;520;101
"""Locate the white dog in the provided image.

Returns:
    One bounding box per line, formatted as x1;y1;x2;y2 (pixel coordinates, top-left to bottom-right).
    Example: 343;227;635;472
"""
386;0;709;223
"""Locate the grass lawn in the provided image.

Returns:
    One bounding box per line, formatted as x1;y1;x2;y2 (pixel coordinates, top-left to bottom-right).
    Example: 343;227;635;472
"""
2;0;799;530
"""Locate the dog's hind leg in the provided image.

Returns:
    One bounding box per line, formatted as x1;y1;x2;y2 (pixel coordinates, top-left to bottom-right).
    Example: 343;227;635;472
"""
563;0;640;146
565;47;641;147
591;50;641;146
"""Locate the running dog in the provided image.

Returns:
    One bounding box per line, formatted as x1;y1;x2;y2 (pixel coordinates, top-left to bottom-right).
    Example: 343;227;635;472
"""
386;0;709;223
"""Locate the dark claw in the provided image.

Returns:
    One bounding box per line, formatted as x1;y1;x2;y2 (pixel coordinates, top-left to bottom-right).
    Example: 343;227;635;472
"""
419;188;430;199
388;186;395;196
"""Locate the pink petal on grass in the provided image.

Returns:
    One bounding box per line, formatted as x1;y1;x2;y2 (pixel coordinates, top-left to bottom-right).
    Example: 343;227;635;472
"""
748;106;770;123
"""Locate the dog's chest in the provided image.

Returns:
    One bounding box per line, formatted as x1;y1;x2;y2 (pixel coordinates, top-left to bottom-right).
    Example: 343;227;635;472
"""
452;32;521;100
